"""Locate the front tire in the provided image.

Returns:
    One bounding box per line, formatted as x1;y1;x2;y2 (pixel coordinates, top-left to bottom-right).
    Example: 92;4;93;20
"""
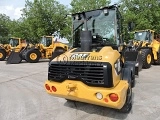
0;49;6;61
25;49;41;63
141;49;152;69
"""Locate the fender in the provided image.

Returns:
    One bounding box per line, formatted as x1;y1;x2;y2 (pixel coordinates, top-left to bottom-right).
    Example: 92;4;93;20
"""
124;62;135;79
121;68;132;86
122;63;136;88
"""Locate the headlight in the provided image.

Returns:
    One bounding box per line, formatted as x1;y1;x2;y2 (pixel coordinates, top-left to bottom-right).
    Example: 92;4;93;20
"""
114;59;121;75
135;62;139;67
95;92;103;100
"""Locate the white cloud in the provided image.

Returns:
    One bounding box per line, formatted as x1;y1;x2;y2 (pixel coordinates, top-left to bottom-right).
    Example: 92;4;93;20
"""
14;7;23;19
0;5;23;20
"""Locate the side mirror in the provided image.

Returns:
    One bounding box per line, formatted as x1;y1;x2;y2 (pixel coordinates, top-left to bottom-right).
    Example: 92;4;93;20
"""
128;22;135;32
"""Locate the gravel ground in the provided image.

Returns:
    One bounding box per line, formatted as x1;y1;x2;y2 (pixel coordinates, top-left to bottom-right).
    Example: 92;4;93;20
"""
0;60;160;120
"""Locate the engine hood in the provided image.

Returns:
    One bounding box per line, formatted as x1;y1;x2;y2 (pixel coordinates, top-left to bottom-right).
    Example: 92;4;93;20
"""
52;46;120;65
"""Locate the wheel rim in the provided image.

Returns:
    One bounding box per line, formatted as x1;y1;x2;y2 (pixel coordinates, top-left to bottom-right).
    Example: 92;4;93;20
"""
147;54;151;64
0;53;3;58
30;53;37;60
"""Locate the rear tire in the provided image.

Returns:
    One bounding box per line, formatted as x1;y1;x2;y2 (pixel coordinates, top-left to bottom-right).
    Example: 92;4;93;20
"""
25;49;41;63
117;87;132;113
0;49;6;61
131;72;135;88
141;49;152;69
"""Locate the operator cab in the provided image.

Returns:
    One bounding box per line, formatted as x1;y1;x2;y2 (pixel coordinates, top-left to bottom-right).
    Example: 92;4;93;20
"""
72;5;123;52
41;36;52;47
9;38;19;47
134;30;154;42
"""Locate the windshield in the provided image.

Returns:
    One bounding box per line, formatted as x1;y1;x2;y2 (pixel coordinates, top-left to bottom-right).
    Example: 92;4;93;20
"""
73;9;116;47
134;31;150;41
9;38;19;47
41;37;52;47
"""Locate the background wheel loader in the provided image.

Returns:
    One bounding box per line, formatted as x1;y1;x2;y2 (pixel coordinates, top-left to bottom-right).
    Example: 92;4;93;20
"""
0;37;29;63
129;29;160;69
21;36;68;63
44;5;140;113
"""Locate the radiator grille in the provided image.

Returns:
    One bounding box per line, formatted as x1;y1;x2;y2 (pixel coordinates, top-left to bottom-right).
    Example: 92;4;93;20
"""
48;62;113;87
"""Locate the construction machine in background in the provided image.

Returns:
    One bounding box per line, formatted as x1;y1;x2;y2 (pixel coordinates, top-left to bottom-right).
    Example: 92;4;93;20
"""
0;37;28;63
44;5;141;113
129;29;160;69
20;36;68;63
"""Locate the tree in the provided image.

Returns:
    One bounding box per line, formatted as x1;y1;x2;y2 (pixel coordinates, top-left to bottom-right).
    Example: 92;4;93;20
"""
21;0;71;43
120;0;160;33
70;0;111;13
0;14;11;43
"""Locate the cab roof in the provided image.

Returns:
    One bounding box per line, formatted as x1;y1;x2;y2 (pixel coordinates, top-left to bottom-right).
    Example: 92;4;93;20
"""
134;29;155;33
72;4;118;16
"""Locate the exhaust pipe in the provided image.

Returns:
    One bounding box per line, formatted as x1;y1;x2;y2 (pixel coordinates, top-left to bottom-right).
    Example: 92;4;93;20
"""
80;31;92;52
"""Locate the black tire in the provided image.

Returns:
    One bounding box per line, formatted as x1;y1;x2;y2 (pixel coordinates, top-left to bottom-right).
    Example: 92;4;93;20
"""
117;87;132;113
141;49;152;69
65;99;74;102
25;49;41;63
131;72;135;88
0;49;6;61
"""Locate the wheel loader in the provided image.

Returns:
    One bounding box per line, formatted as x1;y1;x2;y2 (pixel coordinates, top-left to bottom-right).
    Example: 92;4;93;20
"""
0;37;28;63
129;29;160;69
20;36;68;63
44;5;140;113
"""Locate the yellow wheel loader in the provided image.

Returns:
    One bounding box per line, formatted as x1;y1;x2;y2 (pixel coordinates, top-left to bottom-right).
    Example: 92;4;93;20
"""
129;29;160;68
21;36;68;63
0;37;29;63
44;5;140;113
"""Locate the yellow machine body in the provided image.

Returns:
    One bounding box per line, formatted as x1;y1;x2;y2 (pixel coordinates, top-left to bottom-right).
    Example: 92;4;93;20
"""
45;46;129;109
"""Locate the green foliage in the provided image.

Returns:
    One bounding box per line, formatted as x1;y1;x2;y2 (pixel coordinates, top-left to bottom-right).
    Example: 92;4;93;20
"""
120;0;160;33
70;0;111;13
0;14;11;43
3;0;160;44
20;0;70;43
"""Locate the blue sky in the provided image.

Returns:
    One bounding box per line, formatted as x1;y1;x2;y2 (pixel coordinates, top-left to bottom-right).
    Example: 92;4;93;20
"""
0;0;118;19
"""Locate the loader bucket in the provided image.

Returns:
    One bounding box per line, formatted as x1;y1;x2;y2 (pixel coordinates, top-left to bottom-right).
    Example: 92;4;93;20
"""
124;51;142;75
6;51;22;64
